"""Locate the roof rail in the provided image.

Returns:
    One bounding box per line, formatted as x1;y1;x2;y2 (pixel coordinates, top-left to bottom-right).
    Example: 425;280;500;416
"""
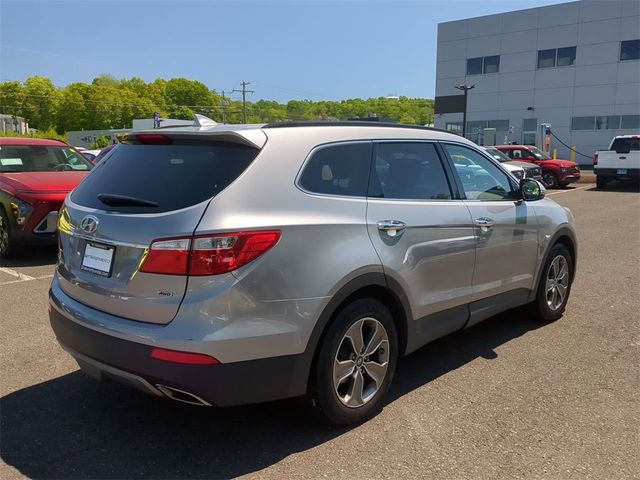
262;120;449;133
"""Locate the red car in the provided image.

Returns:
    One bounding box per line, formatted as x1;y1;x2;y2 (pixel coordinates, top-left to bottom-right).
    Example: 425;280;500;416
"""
0;138;92;257
495;145;581;188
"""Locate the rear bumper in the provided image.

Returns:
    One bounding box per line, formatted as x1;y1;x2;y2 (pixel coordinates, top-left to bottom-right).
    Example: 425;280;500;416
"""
595;168;640;180
49;286;311;407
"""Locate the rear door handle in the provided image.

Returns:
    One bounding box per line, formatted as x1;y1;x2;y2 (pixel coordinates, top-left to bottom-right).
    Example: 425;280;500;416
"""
377;220;406;237
474;217;495;234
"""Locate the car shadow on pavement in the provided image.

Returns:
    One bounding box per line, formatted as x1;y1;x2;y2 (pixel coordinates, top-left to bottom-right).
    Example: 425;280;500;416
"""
0;309;542;479
0;246;57;268
586;182;640;193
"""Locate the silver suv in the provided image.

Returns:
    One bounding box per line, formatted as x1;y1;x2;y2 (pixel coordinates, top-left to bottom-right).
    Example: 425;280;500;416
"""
49;120;577;425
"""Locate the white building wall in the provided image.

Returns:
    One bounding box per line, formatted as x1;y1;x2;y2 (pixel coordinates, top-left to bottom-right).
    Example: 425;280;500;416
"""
435;0;640;165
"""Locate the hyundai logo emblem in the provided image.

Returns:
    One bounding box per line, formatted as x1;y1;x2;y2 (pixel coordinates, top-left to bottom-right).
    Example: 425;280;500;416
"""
80;215;99;234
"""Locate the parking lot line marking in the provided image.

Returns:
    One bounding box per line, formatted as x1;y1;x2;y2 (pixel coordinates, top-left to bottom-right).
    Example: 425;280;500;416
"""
547;185;592;196
0;267;35;281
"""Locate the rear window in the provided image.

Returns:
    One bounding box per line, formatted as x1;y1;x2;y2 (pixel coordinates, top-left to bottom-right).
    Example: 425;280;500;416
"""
71;141;258;213
611;137;639;152
0;145;93;172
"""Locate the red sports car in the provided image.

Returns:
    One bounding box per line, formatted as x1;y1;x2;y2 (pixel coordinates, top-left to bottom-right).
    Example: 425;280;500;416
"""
0;138;92;257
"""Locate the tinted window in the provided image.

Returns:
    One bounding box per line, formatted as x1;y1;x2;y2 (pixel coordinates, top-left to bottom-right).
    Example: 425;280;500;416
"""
71;142;258;213
611;137;639;152
466;57;483;75
445;144;514;200
620;39;640;61
595;115;620;130
537;49;556;68
0;145;93;172
523;118;538;132
556;46;576;66
299;142;371;197
571;116;595;130
483;55;500;73
369;143;451;200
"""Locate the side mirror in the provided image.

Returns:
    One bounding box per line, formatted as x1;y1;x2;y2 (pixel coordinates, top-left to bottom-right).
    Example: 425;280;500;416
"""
520;178;545;201
527;155;537;161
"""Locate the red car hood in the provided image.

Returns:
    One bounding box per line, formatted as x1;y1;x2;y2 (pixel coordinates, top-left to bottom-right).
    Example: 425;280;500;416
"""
538;159;579;168
1;171;89;194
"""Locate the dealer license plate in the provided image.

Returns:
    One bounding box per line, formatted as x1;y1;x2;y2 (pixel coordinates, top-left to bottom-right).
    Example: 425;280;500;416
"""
81;243;115;277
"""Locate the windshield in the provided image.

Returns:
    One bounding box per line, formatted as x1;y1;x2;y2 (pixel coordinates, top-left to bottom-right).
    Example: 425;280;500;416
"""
528;147;552;160
0;145;93;172
485;148;510;162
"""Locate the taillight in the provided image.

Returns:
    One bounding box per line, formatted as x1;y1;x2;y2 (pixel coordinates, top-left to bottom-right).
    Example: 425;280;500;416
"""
592;153;598;166
140;238;190;275
140;230;281;276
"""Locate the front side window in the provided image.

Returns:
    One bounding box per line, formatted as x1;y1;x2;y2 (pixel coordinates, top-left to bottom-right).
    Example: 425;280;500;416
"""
0;145;93;172
299;142;371;197
369;143;452;200
620;39;640;61
528;147;552;160
444;144;514;200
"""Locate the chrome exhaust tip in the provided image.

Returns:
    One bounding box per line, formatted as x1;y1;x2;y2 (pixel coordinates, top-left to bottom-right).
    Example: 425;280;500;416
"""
155;384;211;406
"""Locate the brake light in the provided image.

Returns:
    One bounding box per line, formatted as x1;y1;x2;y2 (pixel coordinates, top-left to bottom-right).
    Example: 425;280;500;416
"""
150;347;220;365
140;230;281;276
140;238;190;275
592;153;598;166
136;134;172;145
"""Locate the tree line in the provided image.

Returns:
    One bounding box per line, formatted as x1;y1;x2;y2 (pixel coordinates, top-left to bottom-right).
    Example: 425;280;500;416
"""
0;75;434;134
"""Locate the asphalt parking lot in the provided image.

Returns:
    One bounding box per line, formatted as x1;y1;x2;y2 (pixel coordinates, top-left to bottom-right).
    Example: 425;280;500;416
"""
1;183;638;480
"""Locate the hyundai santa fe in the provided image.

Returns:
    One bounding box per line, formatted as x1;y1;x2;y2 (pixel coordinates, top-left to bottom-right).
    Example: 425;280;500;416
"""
49;118;577;425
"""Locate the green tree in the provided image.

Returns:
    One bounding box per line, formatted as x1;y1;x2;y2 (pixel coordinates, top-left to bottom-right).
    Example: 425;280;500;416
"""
0;81;25;118
22;76;60;130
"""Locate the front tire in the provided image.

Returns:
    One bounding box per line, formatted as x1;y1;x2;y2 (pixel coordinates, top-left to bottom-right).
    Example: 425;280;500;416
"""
312;298;398;426
0;207;18;259
528;243;574;322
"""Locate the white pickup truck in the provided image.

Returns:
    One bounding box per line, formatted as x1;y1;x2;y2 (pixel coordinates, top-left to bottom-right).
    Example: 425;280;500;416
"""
593;135;639;189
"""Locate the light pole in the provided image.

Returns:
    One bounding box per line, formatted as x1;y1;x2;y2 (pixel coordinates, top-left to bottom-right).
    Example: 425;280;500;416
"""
455;84;475;138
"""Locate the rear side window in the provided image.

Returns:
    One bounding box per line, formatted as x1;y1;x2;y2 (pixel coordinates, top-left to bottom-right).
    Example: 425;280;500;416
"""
0;145;92;172
71;142;258;213
611;137;639;152
369;142;452;200
298;142;371;197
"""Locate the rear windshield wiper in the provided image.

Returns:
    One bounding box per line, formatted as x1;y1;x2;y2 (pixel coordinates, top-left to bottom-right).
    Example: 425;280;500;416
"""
97;193;159;208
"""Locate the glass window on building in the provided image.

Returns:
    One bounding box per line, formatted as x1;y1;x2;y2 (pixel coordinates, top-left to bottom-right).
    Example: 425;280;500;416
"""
483;56;500;74
621;115;640;129
523;118;537;145
537;49;556;68
556;46;577;66
595;116;621;130
620;39;640;61
571;117;596;130
445;122;462;134
466;57;483;75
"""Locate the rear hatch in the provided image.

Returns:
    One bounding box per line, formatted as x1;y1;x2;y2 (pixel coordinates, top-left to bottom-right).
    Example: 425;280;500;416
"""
57;133;261;324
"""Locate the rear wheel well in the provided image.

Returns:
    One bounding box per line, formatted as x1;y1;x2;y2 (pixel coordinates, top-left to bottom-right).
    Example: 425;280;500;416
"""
307;284;408;390
555;235;576;280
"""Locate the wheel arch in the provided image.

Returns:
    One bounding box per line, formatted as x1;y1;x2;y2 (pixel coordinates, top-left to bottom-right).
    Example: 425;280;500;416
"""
302;272;412;393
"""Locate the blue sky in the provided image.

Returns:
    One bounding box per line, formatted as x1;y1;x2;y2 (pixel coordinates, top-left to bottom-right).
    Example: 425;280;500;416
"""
1;0;566;102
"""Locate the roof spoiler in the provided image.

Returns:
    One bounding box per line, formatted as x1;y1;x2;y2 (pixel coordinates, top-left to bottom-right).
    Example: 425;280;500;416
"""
193;114;217;128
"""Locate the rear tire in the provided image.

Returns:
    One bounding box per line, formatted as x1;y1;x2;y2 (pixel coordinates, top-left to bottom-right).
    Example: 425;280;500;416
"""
0;207;18;259
596;176;607;189
528;243;573;322
542;172;558;189
310;298;398;426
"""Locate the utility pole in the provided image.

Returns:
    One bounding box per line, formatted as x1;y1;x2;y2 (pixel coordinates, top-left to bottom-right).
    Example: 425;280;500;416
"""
221;90;228;124
454;84;475;138
232;81;254;123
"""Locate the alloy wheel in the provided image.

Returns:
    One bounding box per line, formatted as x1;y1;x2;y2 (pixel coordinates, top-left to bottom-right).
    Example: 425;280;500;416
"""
545;255;569;311
333;317;389;408
542;173;557;189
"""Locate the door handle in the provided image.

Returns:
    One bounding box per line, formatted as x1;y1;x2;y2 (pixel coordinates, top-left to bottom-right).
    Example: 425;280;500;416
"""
474;217;495;234
377;220;406;237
